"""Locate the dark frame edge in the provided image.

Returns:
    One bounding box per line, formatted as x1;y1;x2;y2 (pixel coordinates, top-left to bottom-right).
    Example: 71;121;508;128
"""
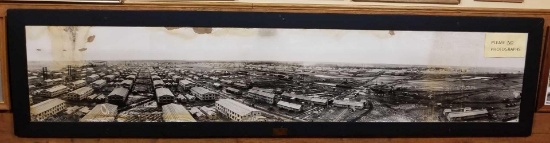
7;9;34;138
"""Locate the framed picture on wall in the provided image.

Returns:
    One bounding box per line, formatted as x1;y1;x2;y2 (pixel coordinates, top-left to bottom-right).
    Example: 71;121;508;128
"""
0;16;10;110
537;26;550;112
8;9;543;137
0;61;7;110
0;63;7;110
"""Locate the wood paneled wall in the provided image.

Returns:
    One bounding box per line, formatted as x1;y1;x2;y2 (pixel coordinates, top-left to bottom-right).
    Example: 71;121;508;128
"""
0;112;549;142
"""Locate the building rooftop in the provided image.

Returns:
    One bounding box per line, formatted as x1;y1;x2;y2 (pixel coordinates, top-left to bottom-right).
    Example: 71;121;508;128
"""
447;109;489;119
108;88;129;97
221;79;233;84
177;94;186;99
248;89;276;98
121;80;133;85
189;107;205;117
333;100;363;107
46;85;68;93
88;74;99;78
226;87;240;92
200;106;215;112
249;87;274;93
87;94;99;100
200;106;216;115
153;80;165;85
97;94;106;99
30;98;66;115
216;99;259;116
309;98;328;104
156;88;175;97
282;92;310;100
162;104;196;122
80;103;118;122
70;87;94;95
72;80;86;85
184;94;195;99
234;83;247;87
179;80;194;85
93;79;107;85
190;87;214;95
277;101;302;110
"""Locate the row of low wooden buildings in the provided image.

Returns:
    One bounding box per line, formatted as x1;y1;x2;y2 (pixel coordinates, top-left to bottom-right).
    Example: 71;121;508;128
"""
30;98;67;121
215;99;263;122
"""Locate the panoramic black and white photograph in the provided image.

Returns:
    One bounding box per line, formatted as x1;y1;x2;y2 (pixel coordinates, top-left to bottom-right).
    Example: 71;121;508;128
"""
25;26;525;123
546;77;550;105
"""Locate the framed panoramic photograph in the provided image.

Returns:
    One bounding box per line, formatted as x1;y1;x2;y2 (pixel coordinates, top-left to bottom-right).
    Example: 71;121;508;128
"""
8;9;543;137
0;60;7;110
537;26;550;112
0;15;9;110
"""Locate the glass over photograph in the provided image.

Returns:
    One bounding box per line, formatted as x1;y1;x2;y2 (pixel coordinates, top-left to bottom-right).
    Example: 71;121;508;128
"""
546;76;550;105
26;26;525;123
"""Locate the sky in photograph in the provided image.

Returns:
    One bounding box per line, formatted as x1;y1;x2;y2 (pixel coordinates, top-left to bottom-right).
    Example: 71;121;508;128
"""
25;26;526;68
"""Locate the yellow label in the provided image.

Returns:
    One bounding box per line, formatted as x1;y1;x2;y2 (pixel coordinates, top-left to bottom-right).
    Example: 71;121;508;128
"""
484;33;528;58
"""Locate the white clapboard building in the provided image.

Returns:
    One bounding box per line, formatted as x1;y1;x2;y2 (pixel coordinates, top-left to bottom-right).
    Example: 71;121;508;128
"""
215;99;261;122
30;98;67;121
190;87;217;101
156;88;175;104
67;87;94;100
41;85;69;97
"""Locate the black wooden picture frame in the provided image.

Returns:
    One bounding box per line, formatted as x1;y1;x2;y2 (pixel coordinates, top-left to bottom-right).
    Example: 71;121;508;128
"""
7;9;544;137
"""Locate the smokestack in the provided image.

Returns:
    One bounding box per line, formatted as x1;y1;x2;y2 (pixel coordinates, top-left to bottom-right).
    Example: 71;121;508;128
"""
42;67;48;80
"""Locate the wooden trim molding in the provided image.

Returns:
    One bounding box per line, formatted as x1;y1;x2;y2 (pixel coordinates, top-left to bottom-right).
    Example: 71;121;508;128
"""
0;2;550;15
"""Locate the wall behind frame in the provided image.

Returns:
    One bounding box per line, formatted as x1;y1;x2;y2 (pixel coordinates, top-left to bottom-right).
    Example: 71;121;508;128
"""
0;3;548;111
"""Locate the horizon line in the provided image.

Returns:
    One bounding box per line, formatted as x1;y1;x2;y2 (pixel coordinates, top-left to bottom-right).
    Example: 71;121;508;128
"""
27;60;524;69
